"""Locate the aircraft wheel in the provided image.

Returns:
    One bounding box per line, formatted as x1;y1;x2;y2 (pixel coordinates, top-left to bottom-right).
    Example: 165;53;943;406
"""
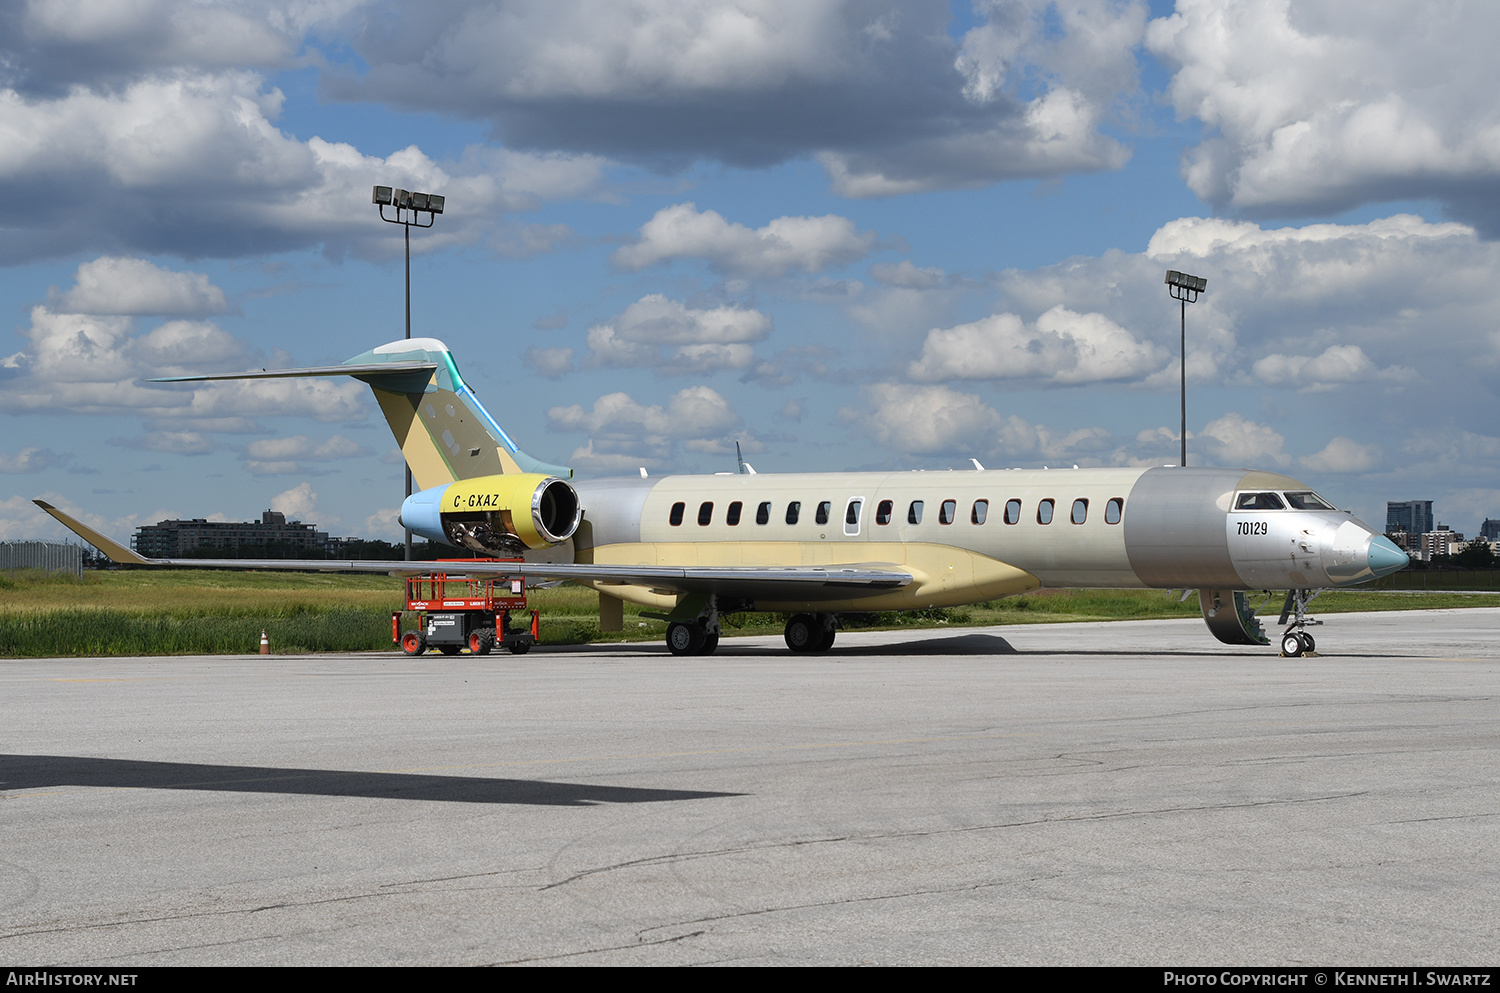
698;631;720;655
667;621;705;656
1281;631;1304;657
784;614;818;653
509;641;531;655
438;644;462;656
401;631;425;656
816;624;836;652
1301;632;1316;653
468;629;494;655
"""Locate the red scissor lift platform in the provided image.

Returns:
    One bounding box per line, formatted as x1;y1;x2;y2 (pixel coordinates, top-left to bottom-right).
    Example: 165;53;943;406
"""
393;560;539;656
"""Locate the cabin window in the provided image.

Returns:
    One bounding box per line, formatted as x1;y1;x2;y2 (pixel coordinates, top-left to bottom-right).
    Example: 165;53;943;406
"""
972;499;989;525
876;500;893;525
1105;498;1123;524
698;502;714;525
669;502;685;526
726;501;743;526
1037;499;1054;524
1071;498;1088;524
1235;492;1285;511
844;499;862;536
786;501;801;525
815;501;832;525
939;499;957;525
1004;499;1021;525
756;501;771;525
908;500;924;524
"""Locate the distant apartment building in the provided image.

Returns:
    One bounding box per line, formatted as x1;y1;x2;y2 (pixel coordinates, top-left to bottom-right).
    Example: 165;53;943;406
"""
1386;500;1434;540
1419;524;1464;562
132;511;331;558
1481;518;1500;542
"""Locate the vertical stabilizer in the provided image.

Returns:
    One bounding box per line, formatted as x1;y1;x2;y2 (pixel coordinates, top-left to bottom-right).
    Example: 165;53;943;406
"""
342;339;572;489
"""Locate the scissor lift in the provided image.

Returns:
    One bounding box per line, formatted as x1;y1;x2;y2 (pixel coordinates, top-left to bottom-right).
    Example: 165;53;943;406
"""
393;561;539;656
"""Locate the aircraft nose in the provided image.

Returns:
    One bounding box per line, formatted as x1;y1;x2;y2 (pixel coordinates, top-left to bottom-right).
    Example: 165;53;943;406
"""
1367;535;1408;578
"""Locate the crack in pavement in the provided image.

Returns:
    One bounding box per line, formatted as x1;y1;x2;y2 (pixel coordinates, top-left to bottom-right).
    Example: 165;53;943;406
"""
635;875;1064;938
539;790;1369;890
0;889;409;941
484;929;707;965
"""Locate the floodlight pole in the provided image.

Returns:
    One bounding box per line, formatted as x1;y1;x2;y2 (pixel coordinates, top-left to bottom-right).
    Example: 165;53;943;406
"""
373;186;445;560
1164;270;1207;468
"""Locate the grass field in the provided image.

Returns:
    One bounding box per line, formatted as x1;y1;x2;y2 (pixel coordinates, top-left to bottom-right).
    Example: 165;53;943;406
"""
1;568;1496;658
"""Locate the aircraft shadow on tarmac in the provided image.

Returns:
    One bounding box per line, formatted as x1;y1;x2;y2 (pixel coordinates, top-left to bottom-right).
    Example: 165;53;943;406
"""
825;633;1019;655
0;755;744;807
545;632;1023;656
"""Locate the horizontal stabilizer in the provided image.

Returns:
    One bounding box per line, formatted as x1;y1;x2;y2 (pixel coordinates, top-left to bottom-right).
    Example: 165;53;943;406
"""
146;338;570;486
152;361;437;383
33;501;150;565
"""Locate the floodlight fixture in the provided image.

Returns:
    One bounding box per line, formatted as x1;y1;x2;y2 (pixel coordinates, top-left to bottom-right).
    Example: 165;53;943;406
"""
1165;270;1208;300
373;184;447;559
1164;269;1207;467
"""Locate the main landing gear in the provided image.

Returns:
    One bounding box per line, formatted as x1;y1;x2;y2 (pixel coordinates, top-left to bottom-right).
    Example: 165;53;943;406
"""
662;607;839;657
1277;588;1323;658
666;621;721;657
783;613;836;654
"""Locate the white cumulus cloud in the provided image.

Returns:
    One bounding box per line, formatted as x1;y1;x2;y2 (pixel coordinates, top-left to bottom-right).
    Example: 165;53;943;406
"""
1299;437;1382;474
910;305;1166;385
613;203;877;277
547;386;742;471
1147;0;1500;230
1197;413;1289;468
56;256;229;315
1252;344;1414;391
582;295;772;375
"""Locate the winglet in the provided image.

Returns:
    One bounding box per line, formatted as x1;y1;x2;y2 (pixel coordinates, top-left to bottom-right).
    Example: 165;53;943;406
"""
33;501;153;565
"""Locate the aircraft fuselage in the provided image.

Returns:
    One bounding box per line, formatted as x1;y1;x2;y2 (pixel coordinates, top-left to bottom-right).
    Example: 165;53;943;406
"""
401;465;1405;615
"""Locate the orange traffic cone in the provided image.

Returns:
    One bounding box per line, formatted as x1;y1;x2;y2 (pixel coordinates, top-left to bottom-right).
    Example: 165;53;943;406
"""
259;629;270;655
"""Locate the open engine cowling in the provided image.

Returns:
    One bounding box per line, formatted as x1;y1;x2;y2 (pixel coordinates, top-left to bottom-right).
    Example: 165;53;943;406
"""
399;474;581;555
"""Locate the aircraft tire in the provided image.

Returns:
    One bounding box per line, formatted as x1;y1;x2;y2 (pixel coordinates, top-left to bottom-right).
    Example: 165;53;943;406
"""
698;631;720;655
816;625;836;652
667;621;705;656
1281;631;1304;657
401;631;425;656
784;614;818;653
1302;632;1316;653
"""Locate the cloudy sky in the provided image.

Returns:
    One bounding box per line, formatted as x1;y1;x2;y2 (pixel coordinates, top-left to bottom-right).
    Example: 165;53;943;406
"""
4;0;1498;545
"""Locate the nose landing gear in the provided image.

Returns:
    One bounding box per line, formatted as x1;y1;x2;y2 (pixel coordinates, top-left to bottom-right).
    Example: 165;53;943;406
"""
1278;589;1323;657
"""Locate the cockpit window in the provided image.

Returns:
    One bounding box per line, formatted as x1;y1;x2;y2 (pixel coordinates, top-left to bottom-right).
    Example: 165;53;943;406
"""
1235;492;1285;511
1284;491;1335;511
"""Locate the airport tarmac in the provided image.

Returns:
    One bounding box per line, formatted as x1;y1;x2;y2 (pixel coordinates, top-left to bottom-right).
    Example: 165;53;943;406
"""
2;607;1497;966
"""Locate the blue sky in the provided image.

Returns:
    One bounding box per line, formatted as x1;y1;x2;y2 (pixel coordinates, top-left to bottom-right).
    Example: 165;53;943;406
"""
4;0;1499;544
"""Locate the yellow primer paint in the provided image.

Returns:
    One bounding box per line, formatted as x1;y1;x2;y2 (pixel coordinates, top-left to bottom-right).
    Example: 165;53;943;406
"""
582;541;1039;612
375;389;454;491
442;474;556;549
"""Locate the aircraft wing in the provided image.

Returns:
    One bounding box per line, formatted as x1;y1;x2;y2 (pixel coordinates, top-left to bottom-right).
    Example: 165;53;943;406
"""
33;501;911;600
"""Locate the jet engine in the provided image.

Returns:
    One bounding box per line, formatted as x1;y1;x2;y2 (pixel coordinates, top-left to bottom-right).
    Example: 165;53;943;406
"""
399;474;581;556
